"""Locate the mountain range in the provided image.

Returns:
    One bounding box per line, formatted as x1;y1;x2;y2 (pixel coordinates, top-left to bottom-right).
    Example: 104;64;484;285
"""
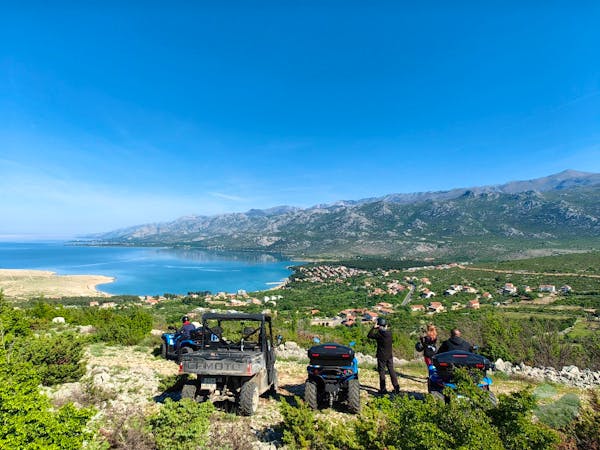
86;170;600;260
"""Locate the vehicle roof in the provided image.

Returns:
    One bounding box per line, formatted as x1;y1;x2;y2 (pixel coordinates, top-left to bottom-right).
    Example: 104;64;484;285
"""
202;312;271;322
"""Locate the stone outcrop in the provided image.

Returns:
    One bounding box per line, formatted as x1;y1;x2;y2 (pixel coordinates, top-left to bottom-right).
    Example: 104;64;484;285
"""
493;359;600;388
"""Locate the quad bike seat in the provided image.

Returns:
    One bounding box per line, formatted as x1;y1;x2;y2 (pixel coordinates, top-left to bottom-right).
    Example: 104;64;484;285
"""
308;343;355;367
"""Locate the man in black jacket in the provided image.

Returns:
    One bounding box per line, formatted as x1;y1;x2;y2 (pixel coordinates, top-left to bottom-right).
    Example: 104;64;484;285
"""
437;328;473;354
368;318;400;395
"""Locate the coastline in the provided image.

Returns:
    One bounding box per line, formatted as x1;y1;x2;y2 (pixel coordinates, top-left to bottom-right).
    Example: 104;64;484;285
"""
0;269;114;299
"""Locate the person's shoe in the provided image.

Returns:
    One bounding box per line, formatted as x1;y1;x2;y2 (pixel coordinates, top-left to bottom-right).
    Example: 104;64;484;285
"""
379;389;388;395
394;386;400;394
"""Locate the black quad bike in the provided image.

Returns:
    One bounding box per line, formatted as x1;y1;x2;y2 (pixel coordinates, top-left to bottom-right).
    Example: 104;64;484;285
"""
428;350;497;405
304;340;360;414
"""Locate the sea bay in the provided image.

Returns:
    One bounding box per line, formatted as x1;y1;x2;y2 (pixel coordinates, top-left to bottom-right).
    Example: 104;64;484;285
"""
0;242;298;296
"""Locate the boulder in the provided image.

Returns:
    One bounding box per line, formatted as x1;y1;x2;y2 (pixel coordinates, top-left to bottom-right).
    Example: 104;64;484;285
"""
52;316;66;324
284;341;299;351
77;325;95;334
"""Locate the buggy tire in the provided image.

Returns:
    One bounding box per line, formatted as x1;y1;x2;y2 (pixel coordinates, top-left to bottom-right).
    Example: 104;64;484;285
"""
347;378;361;414
181;379;198;401
304;380;318;410
239;380;259;416
161;342;168;359
177;345;194;363
269;369;278;396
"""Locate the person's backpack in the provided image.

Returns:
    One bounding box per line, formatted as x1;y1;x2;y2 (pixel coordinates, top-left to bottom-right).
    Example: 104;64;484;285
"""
415;341;424;352
423;343;437;357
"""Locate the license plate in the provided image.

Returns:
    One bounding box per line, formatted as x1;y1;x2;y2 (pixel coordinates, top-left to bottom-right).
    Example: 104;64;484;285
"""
202;377;216;390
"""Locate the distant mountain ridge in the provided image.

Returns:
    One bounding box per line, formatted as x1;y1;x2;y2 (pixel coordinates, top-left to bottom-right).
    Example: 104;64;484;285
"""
86;170;600;260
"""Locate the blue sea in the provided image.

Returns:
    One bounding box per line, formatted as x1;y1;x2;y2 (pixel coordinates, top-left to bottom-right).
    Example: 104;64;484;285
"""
0;242;299;296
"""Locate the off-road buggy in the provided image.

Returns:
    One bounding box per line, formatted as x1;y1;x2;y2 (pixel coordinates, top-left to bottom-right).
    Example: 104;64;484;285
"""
178;312;277;416
305;340;360;414
428;350;496;404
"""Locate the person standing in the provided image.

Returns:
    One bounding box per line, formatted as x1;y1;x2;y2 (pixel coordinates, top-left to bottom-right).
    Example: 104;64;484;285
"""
368;317;400;395
437;328;473;354
420;324;438;366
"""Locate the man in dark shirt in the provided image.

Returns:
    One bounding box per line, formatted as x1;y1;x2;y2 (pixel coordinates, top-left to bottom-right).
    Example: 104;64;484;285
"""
437;328;473;354
368;318;400;395
179;315;196;339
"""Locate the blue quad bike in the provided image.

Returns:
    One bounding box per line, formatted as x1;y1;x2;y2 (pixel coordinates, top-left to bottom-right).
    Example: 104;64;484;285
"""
305;340;360;414
160;326;204;362
427;350;497;405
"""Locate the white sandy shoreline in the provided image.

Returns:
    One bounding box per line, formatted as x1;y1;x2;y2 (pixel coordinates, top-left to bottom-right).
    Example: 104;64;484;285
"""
0;269;115;299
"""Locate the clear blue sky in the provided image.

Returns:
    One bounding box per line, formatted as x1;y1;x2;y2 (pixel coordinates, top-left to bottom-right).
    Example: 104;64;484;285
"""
1;2;599;239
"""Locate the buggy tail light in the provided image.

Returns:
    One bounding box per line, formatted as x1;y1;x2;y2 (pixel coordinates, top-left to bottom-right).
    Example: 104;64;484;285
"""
475;363;484;369
312;353;320;357
178;363;183;373
439;362;449;367
342;354;350;358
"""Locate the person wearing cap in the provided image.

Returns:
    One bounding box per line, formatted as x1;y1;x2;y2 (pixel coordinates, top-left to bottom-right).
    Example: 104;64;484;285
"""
368;317;400;395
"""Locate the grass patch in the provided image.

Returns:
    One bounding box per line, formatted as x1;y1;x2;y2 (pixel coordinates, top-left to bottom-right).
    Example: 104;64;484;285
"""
535;393;580;429
87;343;106;357
533;383;558;400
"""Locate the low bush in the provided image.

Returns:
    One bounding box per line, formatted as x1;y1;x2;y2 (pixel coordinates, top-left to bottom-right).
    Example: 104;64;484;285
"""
16;331;86;385
147;398;214;450
72;307;153;346
280;383;560;450
565;390;600;450
0;359;94;449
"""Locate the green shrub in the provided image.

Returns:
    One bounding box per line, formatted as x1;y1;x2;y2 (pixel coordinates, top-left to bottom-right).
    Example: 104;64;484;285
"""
280;383;560;450
147;398;213;450
566;390;600;450
490;390;560;450
280;397;361;450
79;307;153;345
16;332;86;385
0;359;94;449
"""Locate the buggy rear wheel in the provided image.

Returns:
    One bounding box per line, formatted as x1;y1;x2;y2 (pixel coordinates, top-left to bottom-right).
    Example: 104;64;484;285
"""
347;378;361;414
269;369;278;396
239;380;259;416
304;380;318;410
160;341;168;359
181;379;199;401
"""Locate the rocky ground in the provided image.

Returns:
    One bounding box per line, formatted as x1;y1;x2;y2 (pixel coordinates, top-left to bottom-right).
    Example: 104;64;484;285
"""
43;340;600;449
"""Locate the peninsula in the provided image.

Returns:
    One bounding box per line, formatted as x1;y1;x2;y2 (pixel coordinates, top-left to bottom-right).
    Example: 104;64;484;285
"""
0;269;114;299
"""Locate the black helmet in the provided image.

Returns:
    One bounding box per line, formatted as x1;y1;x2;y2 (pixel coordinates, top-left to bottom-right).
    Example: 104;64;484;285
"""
181;315;190;323
376;318;387;327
